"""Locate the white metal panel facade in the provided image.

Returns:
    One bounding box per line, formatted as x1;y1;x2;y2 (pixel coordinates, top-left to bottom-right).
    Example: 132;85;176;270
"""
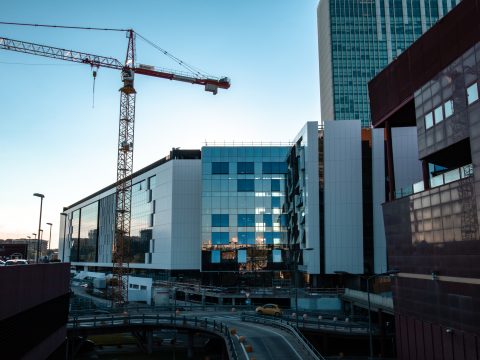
324;120;364;274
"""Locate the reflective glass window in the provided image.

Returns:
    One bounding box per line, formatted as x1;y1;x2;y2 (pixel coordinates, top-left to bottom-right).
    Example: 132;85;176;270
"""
148;175;156;189
212;214;229;227
70;210;80;262
444;99;454;118
263;214;273;227
211;250;220;263
130;180;152;263
265;232;281;245
467;83;479;105
237;179;254;192
263;162;288;174
237;162;254;174
78;202;99;262
271;179;280;191
212;232;229;245
425;112;434;129
434;105;443;123
238;214;255;227
272;249;282;263
238;249;247;263
212;162;229;174
272;197;281;208
238;232;255;245
279;214;288;227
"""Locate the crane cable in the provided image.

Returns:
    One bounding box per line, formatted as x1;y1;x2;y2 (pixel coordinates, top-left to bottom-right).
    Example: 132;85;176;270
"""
135;32;213;79
0;22;213;79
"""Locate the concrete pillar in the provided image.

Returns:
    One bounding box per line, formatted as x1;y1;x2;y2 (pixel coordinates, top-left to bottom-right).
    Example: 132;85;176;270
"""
187;332;194;359
146;330;153;354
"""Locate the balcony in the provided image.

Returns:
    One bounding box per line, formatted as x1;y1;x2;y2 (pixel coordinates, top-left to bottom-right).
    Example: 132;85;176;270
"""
395;164;473;199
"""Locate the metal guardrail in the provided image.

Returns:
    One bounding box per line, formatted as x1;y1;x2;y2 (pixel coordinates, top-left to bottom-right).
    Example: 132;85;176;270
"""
68;314;238;360
241;313;327;360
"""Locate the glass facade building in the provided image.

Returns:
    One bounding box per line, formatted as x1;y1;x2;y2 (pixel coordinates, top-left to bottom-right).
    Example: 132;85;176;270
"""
201;146;291;286
68;177;156;264
318;0;461;127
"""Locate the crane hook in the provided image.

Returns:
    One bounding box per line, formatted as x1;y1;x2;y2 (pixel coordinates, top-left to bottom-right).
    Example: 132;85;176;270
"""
91;65;99;108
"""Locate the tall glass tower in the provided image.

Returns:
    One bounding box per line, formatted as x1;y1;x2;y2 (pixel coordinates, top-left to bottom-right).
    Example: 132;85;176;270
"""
318;0;461;127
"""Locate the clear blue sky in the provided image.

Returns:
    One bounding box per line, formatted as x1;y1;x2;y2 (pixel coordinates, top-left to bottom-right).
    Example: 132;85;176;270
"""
0;0;320;248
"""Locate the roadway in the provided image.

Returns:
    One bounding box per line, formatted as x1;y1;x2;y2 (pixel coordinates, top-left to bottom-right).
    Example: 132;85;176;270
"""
69;310;322;360
223;318;314;360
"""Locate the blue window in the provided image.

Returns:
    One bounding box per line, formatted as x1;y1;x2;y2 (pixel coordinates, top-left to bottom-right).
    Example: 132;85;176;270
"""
237;162;254;174
211;250;220;263
263;214;273;227
272;197;281;208
212;162;229;174
212;214;229;227
271;179;280;191
263;162;288;174
238;249;247;263
238;214;255;227
279;214;288;227
212;232;229;245
272;249;282;263
237;179;254;192
238;232;255;245
265;232;281;245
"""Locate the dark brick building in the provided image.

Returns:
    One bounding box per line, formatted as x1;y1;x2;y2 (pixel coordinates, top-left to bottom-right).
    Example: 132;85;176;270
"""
369;0;480;357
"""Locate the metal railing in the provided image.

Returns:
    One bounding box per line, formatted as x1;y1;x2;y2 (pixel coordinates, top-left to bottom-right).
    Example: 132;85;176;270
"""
68;314;238;360
241;313;327;360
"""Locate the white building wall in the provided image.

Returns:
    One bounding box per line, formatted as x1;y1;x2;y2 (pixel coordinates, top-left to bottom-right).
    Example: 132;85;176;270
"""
62;157;201;271
293;122;321;274
151;162;174;268
372;129;388;273
324;120;364;274
150;159;201;270
171;161;202;270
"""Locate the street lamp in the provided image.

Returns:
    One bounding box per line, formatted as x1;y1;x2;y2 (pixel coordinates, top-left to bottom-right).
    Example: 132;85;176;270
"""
46;222;53;252
33;193;44;263
60;213;67;262
292;246;313;328
366;270;400;359
334;269;399;359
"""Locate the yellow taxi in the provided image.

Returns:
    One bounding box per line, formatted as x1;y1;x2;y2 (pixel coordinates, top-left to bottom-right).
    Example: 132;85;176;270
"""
255;303;282;316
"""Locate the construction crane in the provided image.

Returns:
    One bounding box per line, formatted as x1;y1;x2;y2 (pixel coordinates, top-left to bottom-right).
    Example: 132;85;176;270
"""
0;28;230;306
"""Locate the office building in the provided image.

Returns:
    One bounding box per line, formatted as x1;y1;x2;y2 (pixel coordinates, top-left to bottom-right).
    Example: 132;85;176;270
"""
318;0;461;127
60;149;202;280
369;0;480;356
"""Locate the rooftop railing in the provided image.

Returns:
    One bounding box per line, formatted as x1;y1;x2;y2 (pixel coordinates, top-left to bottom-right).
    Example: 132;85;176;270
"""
395;163;473;199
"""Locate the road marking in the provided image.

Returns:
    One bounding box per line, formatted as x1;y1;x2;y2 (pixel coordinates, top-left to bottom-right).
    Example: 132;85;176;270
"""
241;322;304;360
235;334;250;360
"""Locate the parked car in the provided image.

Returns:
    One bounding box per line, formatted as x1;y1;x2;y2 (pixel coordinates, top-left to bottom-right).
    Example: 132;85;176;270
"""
255;303;282;316
0;260;5;266
5;259;29;266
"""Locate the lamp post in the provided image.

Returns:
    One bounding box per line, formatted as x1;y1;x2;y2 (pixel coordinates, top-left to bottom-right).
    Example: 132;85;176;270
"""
334;269;399;359
366;270;400;359
46;222;53;254
33;193;44;263
60;213;67;262
292;247;313;328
